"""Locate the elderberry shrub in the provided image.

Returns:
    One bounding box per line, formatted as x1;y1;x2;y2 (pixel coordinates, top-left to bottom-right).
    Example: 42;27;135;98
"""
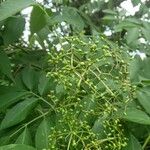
47;35;133;149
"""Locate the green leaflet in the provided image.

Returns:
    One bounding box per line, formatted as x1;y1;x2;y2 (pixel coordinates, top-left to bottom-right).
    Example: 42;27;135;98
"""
114;21;138;32
55;83;66;99
15;72;27;89
119;108;150;125
103;9;117;15
38;72;50;96
126;28;139;45
91;117;106;139
142;21;150;42
129;56;150;83
131;0;141;6
36;26;50;48
137;88;150;115
0;88;28;111
0;136;10;146
35;117;54;150
0;144;36;150
126;122;149;140
15;128;32;145
129;56;142;83
78;94;97;125
2;16;25;45
141;26;150;42
22;67;39;90
52;6;84;31
123;134;142;150
30;5;47;36
62;7;84;31
102;15;117;21
0;0;35;21
0;50;13;80
0;98;38;130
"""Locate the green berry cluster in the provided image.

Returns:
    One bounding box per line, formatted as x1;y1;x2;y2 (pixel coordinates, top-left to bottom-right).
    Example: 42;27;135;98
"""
46;35;133;149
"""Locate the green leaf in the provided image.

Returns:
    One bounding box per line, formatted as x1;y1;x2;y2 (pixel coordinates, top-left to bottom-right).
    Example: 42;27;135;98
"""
129;56;142;83
0;0;35;21
2;16;25;45
103;15;117;20
141;27;150;42
0;88;28;111
56;83;66;98
132;0;141;6
15;72;27;89
37;26;49;41
142;22;150;42
91;117;106;139
35;118;53;150
0;50;13;79
87;1;105;13
35;26;50;48
52;6;84;31
137;89;150;115
0;144;36;150
119;108;150;125
30;5;47;36
126;28;139;44
143;21;150;30
126;18;141;25
123;134;142;150
103;9;117;15
78;95;97;125
114;21;138;32
38;72;50;96
22;67;38;90
137;57;150;79
0;98;38;130
15;128;32;145
0;136;10;146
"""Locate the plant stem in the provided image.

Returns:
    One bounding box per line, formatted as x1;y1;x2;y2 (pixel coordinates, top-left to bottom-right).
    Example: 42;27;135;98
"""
10;111;49;138
89;69;115;97
30;91;55;111
142;134;150;149
67;134;73;150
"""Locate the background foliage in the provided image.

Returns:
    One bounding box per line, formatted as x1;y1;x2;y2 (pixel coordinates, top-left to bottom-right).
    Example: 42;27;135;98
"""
0;0;150;149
